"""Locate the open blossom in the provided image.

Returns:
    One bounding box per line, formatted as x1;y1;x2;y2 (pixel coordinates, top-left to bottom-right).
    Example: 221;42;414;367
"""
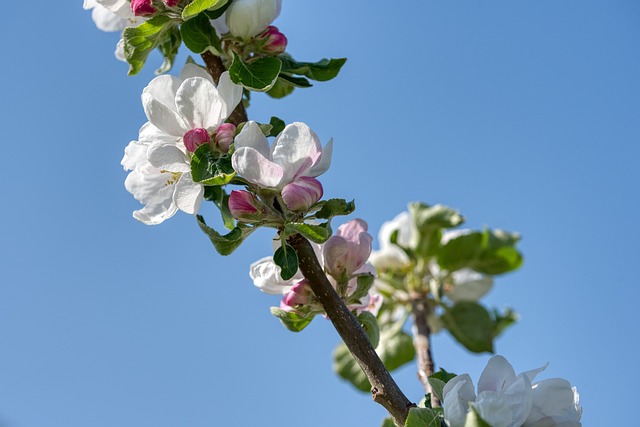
225;0;282;39
122;64;242;224
231;121;332;195
442;356;582;427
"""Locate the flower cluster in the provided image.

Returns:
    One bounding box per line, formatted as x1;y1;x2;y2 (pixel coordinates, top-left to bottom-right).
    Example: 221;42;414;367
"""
443;356;582;427
250;219;382;316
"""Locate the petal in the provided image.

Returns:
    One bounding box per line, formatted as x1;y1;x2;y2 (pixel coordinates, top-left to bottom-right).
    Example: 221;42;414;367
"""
271;122;322;184
447;269;494;302
179;63;214;83
142;75;188;136
125;169;178;225
173;173;203;214
138;122;179;145
443;374;476;427
249;256;300;294
121;140;149;171
526;379;580;424
478;355;517;393
378;211;417;250
307;137;333;177
234;121;270;157
91;6;128;32
216;71;243;120
147;143;190;172
176;77;223;130
232;146;283;188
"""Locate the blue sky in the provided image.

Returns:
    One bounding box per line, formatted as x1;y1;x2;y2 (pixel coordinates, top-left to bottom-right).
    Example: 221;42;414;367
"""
1;1;638;426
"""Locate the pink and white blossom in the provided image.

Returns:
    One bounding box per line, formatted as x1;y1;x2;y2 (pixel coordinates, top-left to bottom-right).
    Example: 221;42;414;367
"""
281;176;323;211
228;190;263;222
324;219;373;280
225;0;282;39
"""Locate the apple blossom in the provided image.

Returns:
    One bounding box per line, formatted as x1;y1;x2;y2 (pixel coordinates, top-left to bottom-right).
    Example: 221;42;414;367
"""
228;190;263;222
250;256;304;294
231;121;333;196
324;219;373;281
123;64;242;224
281;176;324;211
214;123;237;153
130;0;156;17
369;211;415;270
257;26;288;54
225;0;282;40
281;280;313;310
442;355;582;427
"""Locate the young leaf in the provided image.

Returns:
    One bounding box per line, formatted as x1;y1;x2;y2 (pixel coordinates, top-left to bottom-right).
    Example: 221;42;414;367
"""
203;186;235;230
123;15;176;76
349;274;374;302
182;0;228;20
191;146;236;185
180;12;222;54
357;311;380;348
284;223;331;244
278;73;313;88
269;116;286;136
266;78;295;99
427;369;458;402
409;203;464;258
405;407;441;427
229;53;282;92
314;198;356;219
270;307;314;332
279;54;347;82
196;215;254;255
156;25;182;74
273;244;299;281
441;302;494;353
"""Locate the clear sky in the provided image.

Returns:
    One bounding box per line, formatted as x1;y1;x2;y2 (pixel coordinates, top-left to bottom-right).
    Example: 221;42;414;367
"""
1;1;638;426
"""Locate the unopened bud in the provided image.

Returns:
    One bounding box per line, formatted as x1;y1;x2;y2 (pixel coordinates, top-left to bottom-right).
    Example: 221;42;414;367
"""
226;0;282;40
164;0;180;6
281;176;323;211
215;123;236;153
183;128;211;153
258;26;288;55
130;0;156;16
281;280;312;308
229;190;263;222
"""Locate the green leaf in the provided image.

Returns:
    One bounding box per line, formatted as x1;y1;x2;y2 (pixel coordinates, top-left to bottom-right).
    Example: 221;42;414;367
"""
182;0;228;20
405;408;441;427
409;203;464;257
278;73;313;88
273;244;299;281
333;320;415;392
203;186;235;230
357;312;380;348
314;198;356;219
180;12;221;54
156;25;182;74
349;274;374;302
268;116;286;136
436;229;523;275
279;54;347;82
266;78;295;99
191;145;236;185
441;302;494;353
229;53;282;92
381;418;396;427
427;369;458;402
493;307;518;337
464;407;492;427
203;0;232;19
270;307;314;332
123;15;176;76
284;223;331;244
196;215;254;255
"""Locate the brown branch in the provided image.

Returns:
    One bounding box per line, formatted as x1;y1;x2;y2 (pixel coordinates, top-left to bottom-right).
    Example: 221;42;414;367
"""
200;51;248;126
410;295;440;407
288;234;414;426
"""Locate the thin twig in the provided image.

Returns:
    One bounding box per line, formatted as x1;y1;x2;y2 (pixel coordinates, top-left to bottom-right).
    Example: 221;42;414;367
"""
288;234;414;426
410;295;440;407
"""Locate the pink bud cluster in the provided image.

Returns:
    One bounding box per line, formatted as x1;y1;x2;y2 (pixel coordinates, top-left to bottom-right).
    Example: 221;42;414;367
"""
131;0;180;17
257;26;288;55
183;124;236;154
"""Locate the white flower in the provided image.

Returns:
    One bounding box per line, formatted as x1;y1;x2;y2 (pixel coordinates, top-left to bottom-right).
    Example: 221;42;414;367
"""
84;0;141;32
442;356;582;427
122;64;242;224
231;121;333;190
369;211;416;270
225;0;282;39
250;256;304;294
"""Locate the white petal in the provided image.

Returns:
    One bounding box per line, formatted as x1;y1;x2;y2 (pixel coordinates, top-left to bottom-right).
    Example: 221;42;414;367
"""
179;63;214;83
121;140;149;171
378;211;417;250
216;71;243;120
176;77;223;130
91;5;128;32
478;355;517;393
307;137;333;177
125;170;178;225
234;121;270;157
174;173;203;214
526;379;580;424
142;75;188;136
472;393;515;427
138;122;179;145
443;375;476;427
249;256;300;294
271;122;322;184
147;143;190;172
447;269;493;302
232;147;283;188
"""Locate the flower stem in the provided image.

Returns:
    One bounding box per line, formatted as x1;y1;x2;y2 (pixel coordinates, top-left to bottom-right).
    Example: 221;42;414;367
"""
200;51;248;126
287;233;414;426
410;295;440;407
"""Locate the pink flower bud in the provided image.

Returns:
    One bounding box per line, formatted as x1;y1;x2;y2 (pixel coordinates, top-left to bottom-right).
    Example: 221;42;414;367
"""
215;123;236;153
281;176;323;211
323;219;373;280
130;0;156;16
164;0;180;6
229;190;263;222
281;280;312;309
183;128;211;153
258;26;288;54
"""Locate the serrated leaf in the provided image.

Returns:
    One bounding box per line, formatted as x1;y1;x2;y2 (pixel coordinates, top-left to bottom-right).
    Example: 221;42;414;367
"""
191;145;236;185
405;407;441;427
203;186;235;230
357;311;380;348
441;302;494;353
229;53;282;92
279;54;347;82
182;0;227;20
315;198;356;219
123;15;176;76
270;307;314;332
156;25;182;74
180;12;221;54
284;223;331;244
273;244;299;281
428;369;458;402
196;215;253;255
